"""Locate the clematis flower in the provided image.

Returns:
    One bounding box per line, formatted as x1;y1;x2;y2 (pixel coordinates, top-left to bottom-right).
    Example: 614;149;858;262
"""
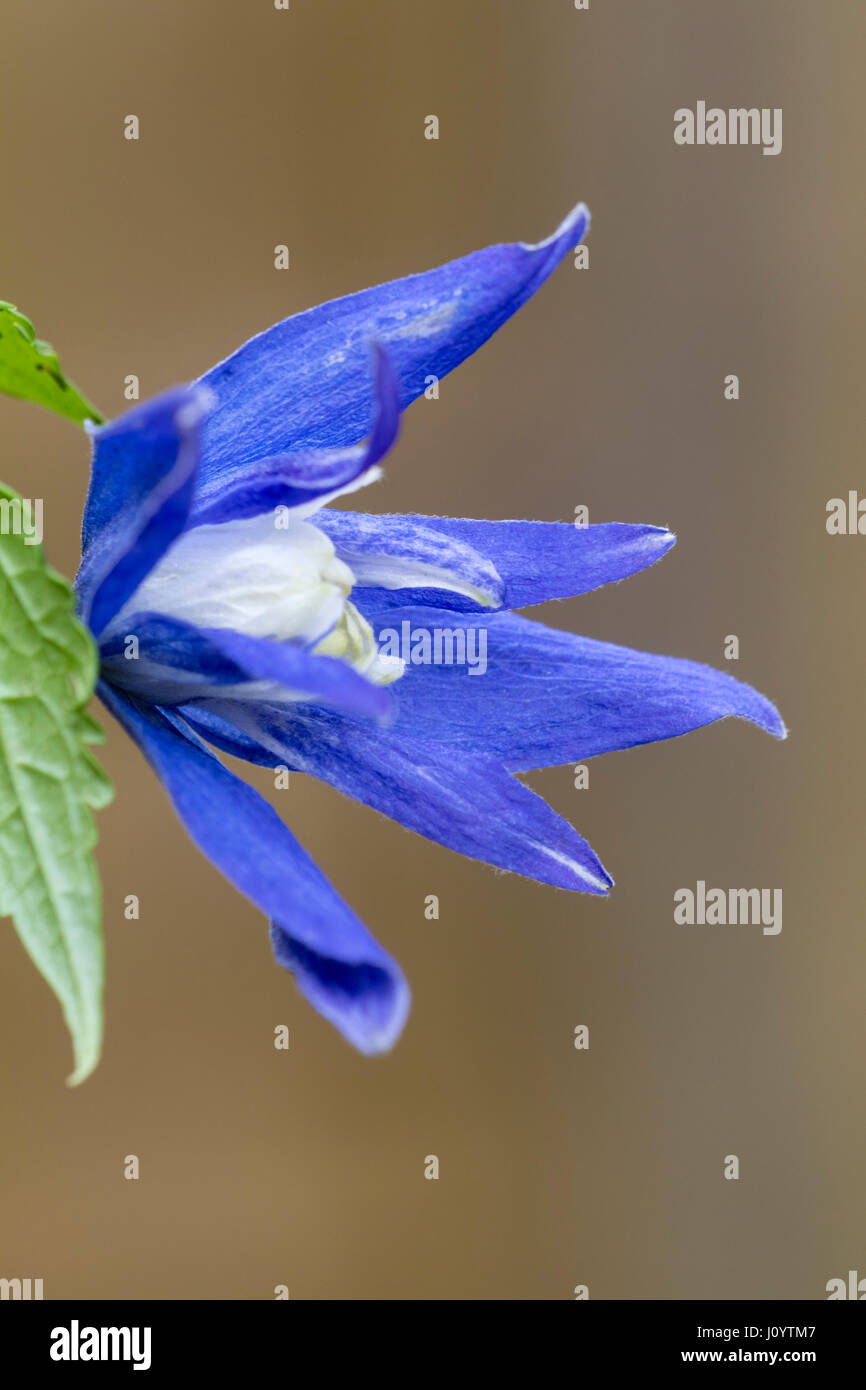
75;203;785;1054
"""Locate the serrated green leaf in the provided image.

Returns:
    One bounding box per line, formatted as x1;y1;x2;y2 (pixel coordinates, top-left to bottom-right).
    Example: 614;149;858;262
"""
0;301;103;425
0;484;113;1084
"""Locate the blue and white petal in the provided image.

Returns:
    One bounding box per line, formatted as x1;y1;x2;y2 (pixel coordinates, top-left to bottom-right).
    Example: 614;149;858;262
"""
319;513;675;612
99;612;393;720
315;511;506;608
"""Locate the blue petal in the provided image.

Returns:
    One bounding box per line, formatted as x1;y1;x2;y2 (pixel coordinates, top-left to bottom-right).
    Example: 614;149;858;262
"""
174;701;276;763
348;605;787;770
315;511;505;608
196;203;589;489
318;513;675;612
99;682;410;1054
99;612;393;720
180;701;612;895
77;386;212;636
189;343;401;526
268;924;406;1052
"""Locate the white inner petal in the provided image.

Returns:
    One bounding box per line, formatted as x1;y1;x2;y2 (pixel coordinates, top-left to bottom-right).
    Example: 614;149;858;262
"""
115;514;352;644
111;512;404;691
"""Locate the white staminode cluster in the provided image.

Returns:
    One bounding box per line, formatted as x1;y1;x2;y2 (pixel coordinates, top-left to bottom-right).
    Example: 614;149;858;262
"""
114;512;404;686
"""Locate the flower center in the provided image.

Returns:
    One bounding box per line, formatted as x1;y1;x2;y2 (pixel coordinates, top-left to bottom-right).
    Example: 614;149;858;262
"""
112;513;403;686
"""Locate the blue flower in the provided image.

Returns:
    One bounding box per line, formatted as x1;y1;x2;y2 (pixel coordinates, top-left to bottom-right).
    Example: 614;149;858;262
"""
75;203;785;1054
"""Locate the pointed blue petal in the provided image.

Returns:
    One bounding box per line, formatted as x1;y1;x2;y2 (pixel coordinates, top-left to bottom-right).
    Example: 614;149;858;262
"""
183;701;612;895
319;513;674;611
196;203;589;488
351;605;787;770
99;682;410;1053
99;612;393;720
77;386;212;635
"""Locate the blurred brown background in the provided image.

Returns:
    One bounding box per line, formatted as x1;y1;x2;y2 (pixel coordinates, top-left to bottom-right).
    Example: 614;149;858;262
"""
0;0;862;1300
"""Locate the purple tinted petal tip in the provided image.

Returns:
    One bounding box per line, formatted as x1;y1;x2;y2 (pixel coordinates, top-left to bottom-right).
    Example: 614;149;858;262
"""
521;200;591;253
270;923;411;1055
654;526;677;550
716;667;787;742
753;695;788;740
618;523;677;564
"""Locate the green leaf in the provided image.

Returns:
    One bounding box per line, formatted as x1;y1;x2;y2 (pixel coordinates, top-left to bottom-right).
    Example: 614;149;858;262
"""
0;301;103;425
0;485;112;1083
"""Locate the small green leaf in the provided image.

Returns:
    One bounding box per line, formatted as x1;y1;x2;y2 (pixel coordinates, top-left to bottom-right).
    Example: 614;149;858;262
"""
0;485;113;1083
0;301;103;425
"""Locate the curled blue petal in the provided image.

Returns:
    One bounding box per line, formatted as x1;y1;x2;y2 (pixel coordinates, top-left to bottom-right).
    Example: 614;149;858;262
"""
348;605;787;770
77;386;212;635
269;924;408;1056
99;612;393;720
315;511;505;608
319;513;675;611
196;202;589;488
190;342;401;526
99;682;410;1054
